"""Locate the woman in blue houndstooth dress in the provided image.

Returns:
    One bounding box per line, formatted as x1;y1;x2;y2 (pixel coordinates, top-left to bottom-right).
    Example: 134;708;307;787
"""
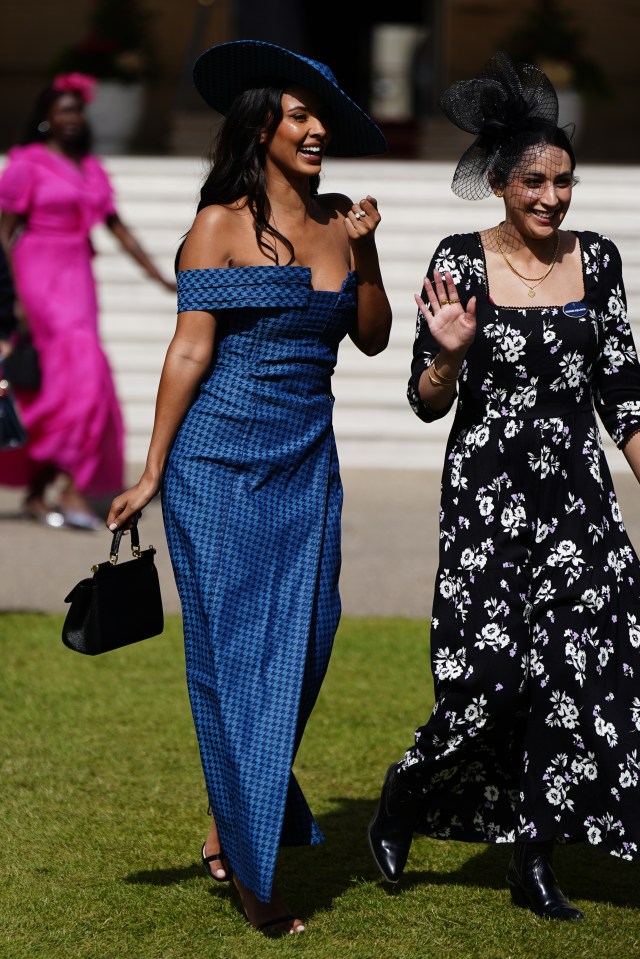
107;41;391;934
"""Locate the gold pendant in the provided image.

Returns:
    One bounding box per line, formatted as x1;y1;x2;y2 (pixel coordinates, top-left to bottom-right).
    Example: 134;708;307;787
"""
528;288;536;298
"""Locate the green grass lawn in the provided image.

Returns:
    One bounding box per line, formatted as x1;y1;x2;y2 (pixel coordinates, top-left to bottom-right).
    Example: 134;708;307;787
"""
2;613;639;959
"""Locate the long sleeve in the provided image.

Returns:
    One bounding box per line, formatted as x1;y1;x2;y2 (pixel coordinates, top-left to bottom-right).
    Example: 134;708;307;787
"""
591;237;640;448
407;233;483;423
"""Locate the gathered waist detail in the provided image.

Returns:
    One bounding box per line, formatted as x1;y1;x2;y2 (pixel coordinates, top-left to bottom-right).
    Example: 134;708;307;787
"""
458;388;593;425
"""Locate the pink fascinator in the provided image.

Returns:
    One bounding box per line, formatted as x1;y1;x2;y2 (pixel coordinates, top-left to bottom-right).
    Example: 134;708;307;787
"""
52;72;97;103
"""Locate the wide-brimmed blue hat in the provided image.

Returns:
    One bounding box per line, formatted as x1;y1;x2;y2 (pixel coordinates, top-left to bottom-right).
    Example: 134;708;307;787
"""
193;40;387;158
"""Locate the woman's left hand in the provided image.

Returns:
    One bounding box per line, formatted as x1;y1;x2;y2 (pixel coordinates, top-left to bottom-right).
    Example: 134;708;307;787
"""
344;195;381;243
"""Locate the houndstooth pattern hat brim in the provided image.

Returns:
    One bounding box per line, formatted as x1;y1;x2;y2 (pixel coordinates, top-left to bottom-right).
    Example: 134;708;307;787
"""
193;40;387;158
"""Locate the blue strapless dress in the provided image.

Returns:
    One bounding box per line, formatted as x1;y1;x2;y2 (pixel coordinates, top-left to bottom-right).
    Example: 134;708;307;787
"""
162;266;356;901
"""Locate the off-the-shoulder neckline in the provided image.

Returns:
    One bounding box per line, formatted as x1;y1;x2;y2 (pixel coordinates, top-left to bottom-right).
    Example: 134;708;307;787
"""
177;265;356;294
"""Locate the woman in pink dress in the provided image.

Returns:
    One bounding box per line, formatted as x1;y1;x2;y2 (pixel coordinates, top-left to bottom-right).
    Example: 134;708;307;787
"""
0;73;174;528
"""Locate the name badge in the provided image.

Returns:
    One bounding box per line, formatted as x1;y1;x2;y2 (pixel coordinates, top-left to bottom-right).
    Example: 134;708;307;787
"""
563;301;587;318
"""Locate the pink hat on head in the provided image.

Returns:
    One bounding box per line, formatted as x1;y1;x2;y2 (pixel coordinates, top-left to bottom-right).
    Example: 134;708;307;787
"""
52;72;97;104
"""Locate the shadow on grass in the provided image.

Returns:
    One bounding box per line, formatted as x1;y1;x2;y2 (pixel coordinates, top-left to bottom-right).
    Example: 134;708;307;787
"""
123;797;640;916
403;839;640;910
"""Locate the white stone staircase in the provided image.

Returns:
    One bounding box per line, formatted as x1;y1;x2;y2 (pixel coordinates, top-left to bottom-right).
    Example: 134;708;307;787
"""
44;157;640;472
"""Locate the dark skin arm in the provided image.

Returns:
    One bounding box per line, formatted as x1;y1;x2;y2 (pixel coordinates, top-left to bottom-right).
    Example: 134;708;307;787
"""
106;214;176;292
342;195;392;356
106;210;222;531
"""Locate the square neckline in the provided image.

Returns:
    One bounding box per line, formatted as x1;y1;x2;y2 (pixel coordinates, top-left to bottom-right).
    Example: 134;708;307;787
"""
474;230;587;311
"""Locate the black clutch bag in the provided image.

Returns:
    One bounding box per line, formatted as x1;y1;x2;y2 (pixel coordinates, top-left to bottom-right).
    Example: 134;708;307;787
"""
62;524;164;655
3;332;41;390
0;368;28;449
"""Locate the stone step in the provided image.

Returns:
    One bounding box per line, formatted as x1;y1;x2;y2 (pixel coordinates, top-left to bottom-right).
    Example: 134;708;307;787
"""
3;155;639;473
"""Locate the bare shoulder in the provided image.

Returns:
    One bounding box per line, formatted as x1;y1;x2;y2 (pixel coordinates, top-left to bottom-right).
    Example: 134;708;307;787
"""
179;202;252;270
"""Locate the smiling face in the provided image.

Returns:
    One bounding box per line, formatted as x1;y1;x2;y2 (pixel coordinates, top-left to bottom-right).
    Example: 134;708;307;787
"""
501;144;575;239
47;91;87;145
262;85;331;179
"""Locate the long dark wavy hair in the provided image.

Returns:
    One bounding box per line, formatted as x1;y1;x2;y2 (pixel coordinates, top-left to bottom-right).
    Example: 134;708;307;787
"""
21;85;93;156
198;83;320;265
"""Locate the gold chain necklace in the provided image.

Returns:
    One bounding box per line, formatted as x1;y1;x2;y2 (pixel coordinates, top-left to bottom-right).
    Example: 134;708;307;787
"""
495;222;560;298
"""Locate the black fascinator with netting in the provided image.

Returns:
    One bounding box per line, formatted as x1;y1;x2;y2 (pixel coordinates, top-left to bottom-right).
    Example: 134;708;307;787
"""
439;52;560;200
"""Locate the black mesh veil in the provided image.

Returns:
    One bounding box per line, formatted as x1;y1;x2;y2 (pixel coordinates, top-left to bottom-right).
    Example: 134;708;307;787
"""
439;52;562;200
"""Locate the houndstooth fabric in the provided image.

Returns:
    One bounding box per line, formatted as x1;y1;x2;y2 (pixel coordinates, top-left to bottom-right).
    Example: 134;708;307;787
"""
163;266;356;902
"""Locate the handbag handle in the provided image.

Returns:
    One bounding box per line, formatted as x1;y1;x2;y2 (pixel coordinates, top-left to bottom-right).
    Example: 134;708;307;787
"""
109;523;141;565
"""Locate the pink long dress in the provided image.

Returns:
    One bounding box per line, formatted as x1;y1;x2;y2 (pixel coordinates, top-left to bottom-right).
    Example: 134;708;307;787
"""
0;143;124;495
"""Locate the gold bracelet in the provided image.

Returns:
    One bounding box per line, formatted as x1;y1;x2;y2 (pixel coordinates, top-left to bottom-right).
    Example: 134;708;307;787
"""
429;358;459;386
427;366;458;389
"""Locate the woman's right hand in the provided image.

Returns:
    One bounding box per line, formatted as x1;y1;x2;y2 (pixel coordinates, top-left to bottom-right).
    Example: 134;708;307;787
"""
414;269;476;356
107;476;160;531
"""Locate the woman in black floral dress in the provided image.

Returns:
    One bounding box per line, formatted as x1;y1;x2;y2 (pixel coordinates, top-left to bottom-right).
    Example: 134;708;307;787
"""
369;54;640;921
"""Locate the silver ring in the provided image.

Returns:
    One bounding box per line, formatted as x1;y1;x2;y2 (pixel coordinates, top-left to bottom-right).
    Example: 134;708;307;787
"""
354;210;365;220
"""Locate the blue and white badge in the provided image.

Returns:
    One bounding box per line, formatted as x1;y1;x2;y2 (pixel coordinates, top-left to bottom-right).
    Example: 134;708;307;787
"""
563;301;588;318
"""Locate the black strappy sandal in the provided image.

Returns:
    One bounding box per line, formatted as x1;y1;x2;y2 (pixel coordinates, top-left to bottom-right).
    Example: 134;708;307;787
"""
257;914;300;936
201;842;232;882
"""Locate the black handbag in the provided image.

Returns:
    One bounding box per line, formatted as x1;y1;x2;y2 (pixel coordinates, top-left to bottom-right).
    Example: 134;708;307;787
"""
0;366;28;449
62;524;164;655
3;331;41;390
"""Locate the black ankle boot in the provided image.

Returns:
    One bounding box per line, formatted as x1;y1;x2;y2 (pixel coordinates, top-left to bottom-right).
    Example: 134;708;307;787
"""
506;841;584;920
368;763;423;883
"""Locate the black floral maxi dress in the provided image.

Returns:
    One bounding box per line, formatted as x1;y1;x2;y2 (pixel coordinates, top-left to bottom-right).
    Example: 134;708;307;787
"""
401;231;640;861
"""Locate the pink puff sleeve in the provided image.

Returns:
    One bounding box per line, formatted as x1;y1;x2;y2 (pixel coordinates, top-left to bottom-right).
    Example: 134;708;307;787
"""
0;147;35;214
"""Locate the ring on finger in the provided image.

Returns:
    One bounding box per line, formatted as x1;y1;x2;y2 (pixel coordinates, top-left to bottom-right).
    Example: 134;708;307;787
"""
440;298;451;306
449;297;459;303
354;210;365;220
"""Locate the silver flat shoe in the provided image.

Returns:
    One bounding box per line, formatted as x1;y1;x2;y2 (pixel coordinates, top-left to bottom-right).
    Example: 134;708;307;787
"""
62;509;102;531
23;507;65;528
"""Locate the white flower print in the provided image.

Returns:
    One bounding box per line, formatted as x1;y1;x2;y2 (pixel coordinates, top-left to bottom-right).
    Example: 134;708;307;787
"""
503;419;522;439
475;621;510;651
509;380;538;412
628;613;640;649
464;695;488;728
500;493;527;539
594;705;618;747
587;825;602;844
565;634;587;687
433;646;469;682
535;519;558;543
546;691;579;730
546;539;585;585
573;587;608;615
534;580;556;605
434;247;463;284
484;322;528;364
460;545;490;570
527;445;559;479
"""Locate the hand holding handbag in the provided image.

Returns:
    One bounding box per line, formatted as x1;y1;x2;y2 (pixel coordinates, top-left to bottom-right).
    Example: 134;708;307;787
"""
62;523;164;655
